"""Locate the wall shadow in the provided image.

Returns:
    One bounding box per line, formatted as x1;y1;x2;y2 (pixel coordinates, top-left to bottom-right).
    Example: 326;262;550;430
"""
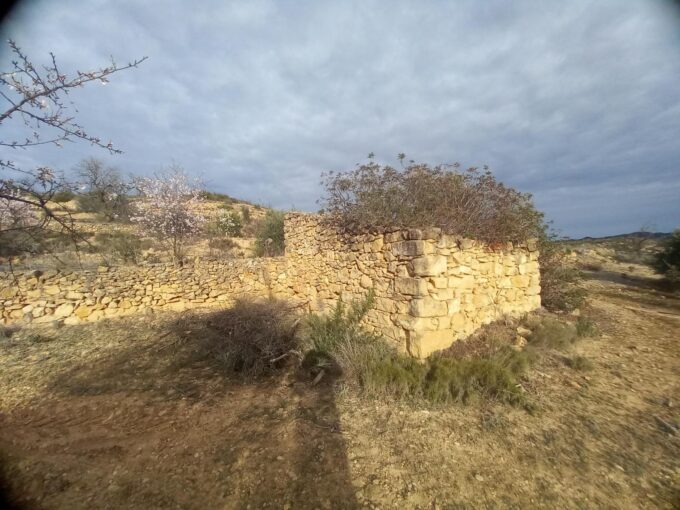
13;305;360;509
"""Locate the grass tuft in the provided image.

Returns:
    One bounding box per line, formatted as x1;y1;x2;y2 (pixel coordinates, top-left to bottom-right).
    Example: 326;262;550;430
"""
576;316;598;338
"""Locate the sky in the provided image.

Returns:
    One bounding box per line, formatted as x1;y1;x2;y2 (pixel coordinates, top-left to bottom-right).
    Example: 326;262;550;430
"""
1;0;679;238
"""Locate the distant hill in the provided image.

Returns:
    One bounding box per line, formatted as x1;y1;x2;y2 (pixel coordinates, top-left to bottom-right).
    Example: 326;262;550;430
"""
572;232;671;242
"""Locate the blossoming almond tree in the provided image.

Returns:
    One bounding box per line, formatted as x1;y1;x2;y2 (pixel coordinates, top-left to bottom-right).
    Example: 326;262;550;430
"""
132;166;205;264
0;39;146;255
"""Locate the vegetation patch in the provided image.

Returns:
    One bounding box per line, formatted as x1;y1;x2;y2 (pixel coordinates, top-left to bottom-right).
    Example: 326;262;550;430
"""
181;298;300;379
301;293;538;406
254;210;285;257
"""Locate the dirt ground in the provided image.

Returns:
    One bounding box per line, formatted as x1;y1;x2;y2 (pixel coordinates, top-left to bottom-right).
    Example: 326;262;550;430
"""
0;268;679;508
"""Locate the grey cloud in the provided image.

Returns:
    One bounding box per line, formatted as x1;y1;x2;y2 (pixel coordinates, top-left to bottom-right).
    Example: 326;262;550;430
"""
1;0;679;237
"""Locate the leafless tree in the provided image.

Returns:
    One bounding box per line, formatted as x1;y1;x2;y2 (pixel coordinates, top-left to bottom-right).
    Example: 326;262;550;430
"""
76;157;131;221
0;39;146;257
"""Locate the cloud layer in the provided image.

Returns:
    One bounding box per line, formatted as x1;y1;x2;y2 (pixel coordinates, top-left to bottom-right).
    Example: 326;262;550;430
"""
2;0;679;237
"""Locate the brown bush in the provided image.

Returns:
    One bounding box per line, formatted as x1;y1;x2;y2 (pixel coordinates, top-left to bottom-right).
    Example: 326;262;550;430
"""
186;298;300;378
321;161;544;243
539;235;586;312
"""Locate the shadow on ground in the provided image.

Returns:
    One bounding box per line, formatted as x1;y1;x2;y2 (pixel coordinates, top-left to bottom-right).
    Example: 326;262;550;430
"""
2;306;359;509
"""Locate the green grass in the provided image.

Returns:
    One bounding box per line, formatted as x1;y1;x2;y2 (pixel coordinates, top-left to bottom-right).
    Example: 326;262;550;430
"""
526;317;578;350
302;293;534;405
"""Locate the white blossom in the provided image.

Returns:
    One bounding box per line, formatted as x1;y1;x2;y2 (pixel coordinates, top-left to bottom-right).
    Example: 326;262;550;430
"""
131;167;205;263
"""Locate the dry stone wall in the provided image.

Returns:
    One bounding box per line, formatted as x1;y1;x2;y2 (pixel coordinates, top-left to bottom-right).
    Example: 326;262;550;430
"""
0;258;293;325
1;213;540;357
283;213;541;357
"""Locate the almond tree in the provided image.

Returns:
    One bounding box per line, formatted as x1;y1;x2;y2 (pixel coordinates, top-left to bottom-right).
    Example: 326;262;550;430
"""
0;39;146;255
131;166;205;264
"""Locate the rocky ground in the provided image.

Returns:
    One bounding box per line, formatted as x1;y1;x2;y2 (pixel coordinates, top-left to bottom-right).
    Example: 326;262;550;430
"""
0;262;678;509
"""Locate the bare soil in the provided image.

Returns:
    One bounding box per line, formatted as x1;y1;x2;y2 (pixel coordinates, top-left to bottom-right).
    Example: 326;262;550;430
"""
1;269;679;509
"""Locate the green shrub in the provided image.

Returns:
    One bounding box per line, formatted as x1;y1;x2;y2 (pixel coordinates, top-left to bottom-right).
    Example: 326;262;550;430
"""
303;293;531;405
52;190;76;203
76;191;130;221
94;231;145;264
241;206;251;224
254;210;285;257
201;191;234;204
654;229;680;288
527;317;578;350
208;209;242;237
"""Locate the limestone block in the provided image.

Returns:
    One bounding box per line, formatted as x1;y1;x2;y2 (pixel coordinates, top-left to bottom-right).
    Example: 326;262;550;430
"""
411;256;447;276
447;299;461;314
473;293;491;307
394;277;428;296
360;274;373;288
44;285;61;296
74;305;92;319
409;297;448;317
396;314;437;331
408;329;454;358
448;275;474;289
54;303;74;318
526;285;541;296
433;288;454;301
430;277;447;289
392;240;428;257
511;275;530;288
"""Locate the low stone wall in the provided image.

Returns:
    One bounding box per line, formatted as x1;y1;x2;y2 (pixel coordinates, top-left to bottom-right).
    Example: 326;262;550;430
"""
0;258;292;325
1;213;541;357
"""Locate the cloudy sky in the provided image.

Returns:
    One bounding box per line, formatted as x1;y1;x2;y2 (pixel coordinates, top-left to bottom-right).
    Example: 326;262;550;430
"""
1;0;679;237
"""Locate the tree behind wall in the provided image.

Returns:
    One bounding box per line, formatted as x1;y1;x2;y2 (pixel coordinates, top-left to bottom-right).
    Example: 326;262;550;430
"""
76;157;131;221
131;166;205;264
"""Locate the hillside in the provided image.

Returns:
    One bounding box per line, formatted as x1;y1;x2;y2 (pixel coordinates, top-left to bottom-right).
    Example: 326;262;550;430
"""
2;194;273;271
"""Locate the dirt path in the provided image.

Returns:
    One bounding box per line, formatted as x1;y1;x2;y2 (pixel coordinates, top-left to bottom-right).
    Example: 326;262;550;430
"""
1;274;678;509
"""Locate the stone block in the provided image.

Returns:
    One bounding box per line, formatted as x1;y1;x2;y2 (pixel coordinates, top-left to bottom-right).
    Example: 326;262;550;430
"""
408;329;454;358
392;240;427;257
54;303;74;318
411;255;447;276
394;277;428;296
409;297;448;317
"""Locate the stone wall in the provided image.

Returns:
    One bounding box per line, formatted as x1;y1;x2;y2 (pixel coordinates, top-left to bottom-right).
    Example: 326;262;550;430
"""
0;213;540;357
283;213;541;357
0;258;293;325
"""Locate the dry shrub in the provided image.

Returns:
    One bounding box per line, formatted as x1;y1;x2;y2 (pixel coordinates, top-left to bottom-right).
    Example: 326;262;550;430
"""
539;235;586;312
655;229;680;289
190;298;300;378
321;161;544;243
